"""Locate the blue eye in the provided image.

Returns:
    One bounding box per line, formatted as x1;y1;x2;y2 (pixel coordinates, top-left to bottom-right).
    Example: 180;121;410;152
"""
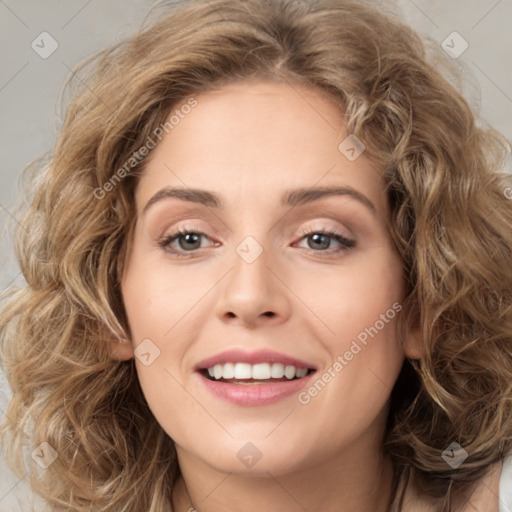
296;229;355;253
158;227;356;258
159;228;212;257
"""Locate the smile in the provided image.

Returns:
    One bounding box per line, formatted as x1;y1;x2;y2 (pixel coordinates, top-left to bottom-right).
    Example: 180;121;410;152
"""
203;362;312;381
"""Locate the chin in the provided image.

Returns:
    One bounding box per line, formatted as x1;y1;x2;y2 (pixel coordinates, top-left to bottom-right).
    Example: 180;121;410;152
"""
178;433;313;476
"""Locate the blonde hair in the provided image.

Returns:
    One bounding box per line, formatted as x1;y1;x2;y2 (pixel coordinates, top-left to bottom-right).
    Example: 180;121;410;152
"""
1;0;512;510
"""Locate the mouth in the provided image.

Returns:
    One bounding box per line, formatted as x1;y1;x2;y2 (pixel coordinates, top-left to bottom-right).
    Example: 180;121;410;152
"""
198;363;316;384
194;349;318;405
195;362;317;406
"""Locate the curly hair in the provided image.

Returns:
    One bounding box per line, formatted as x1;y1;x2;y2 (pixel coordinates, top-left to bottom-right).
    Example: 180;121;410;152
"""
1;0;511;510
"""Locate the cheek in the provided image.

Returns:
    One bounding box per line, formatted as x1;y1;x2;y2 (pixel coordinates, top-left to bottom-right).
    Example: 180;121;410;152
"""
120;250;200;437
291;246;404;347
121;247;203;341
292;246;405;407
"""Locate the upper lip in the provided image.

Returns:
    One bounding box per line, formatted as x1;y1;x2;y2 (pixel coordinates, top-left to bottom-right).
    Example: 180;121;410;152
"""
195;348;317;371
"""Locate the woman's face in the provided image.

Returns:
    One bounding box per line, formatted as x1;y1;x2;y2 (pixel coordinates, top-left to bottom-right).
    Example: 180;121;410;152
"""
118;79;421;476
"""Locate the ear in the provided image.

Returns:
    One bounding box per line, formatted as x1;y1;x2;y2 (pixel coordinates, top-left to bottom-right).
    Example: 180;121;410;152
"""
117;236;128;284
403;320;423;360
108;237;134;361
109;337;135;361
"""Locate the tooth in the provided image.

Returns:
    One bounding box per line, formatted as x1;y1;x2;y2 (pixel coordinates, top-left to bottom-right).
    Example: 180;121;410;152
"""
214;364;223;380
234;362;252;379
295;368;308;378
252;363;271;379
284;365;296;379
223;362;235;379
205;362;311;381
270;363;285;378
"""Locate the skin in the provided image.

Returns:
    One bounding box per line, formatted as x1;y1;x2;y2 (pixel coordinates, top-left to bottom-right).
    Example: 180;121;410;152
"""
113;79;423;512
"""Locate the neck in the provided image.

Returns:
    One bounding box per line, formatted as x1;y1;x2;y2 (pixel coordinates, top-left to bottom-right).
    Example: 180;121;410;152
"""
171;430;395;512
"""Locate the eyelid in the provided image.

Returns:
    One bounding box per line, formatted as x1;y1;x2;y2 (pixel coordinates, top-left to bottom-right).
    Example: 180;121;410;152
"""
158;220;357;258
294;225;355;250
159;218;353;241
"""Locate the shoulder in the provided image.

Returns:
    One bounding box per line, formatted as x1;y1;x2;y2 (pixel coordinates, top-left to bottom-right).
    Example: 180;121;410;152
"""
403;454;511;512
499;452;512;512
464;458;501;512
470;451;512;512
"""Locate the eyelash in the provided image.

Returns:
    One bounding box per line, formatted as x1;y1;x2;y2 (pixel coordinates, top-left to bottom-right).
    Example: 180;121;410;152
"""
297;227;356;253
158;226;356;258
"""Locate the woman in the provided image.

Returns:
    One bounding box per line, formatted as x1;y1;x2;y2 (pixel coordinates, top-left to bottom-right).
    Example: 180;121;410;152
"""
1;0;511;511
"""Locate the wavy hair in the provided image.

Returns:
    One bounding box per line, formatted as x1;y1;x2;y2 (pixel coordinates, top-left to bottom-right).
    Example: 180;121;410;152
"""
1;0;511;510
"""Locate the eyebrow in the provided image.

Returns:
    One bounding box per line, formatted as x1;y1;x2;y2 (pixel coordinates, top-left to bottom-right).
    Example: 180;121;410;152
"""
142;185;376;215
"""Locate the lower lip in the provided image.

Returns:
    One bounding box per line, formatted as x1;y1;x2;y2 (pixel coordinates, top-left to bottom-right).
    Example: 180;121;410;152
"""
196;371;316;406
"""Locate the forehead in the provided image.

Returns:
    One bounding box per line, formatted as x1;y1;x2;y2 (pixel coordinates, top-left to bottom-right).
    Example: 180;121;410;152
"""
135;80;387;216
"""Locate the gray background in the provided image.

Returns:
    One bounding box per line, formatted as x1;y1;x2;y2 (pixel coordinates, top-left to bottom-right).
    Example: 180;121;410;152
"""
1;0;511;509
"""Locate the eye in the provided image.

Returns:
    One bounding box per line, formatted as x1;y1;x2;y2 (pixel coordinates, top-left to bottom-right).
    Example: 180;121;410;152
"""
158;226;356;258
158;228;215;257
295;228;355;253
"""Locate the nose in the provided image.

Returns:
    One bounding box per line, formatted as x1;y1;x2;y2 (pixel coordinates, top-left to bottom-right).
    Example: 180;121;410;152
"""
215;239;291;329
